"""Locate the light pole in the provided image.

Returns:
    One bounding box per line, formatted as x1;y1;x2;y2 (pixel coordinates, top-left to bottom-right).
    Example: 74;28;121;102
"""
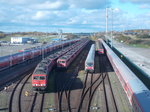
58;29;63;50
106;8;108;42
111;8;114;48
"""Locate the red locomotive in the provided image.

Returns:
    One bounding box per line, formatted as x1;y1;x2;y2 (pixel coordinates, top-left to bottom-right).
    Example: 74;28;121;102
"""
32;59;54;91
32;39;83;91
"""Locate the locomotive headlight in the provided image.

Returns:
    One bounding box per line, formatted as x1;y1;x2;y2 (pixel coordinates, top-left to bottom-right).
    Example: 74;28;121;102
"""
41;84;46;86
32;84;36;86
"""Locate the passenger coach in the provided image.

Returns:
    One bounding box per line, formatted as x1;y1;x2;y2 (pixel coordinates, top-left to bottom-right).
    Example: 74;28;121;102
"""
85;44;95;73
96;39;104;54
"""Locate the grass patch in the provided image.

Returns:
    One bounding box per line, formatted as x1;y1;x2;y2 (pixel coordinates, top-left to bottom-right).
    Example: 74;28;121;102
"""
115;34;150;48
128;43;150;48
0;35;57;43
78;70;85;81
0;36;11;41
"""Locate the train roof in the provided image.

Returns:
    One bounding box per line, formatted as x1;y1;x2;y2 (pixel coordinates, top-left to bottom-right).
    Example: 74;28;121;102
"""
33;68;47;74
102;40;150;112
58;39;89;61
96;40;103;49
129;79;150;112
0;55;10;61
85;44;95;63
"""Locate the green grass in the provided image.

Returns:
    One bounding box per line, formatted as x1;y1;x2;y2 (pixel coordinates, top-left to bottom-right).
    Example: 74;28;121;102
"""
32;36;57;43
78;70;85;81
115;34;150;48
0;35;57;43
0;36;11;41
128;43;150;48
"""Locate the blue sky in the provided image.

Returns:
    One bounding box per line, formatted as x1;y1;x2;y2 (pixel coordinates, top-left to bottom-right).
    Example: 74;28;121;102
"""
0;0;150;32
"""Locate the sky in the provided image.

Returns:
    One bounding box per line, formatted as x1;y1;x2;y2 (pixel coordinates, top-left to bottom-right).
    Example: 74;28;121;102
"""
0;0;150;32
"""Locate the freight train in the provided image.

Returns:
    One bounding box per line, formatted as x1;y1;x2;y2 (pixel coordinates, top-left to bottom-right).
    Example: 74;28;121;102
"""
85;44;95;73
0;39;79;71
101;39;150;112
32;39;89;91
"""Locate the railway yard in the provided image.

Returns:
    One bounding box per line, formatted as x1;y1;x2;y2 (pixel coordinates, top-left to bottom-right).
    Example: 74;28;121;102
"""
0;38;149;112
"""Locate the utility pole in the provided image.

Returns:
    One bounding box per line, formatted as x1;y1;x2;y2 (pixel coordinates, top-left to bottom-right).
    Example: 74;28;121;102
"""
58;29;63;50
106;8;108;43
111;8;113;47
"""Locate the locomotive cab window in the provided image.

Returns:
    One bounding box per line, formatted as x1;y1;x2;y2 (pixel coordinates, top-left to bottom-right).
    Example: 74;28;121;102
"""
33;76;46;80
33;76;39;80
58;61;65;63
40;76;46;80
86;63;93;67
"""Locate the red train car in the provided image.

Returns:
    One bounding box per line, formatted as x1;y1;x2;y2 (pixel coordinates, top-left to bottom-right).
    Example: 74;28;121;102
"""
0;56;10;70
32;59;54;91
57;39;89;69
0;39;80;71
96;39;104;54
32;39;82;91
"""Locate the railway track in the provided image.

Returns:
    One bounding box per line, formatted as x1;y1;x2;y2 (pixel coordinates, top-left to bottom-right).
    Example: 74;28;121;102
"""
100;55;118;112
55;62;83;112
77;72;103;112
77;54;118;112
54;42;91;112
8;70;45;112
9;72;32;112
29;92;45;112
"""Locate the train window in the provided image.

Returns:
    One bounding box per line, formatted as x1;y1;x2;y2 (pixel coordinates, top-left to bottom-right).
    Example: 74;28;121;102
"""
61;61;65;63
33;76;39;80
87;63;93;67
58;61;65;63
40;76;45;80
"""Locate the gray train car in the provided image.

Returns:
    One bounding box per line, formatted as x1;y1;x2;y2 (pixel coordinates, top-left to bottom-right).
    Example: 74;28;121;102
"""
85;44;95;73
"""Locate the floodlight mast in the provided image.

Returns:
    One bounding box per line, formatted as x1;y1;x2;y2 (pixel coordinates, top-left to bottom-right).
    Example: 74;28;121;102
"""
111;8;113;48
106;7;108;43
58;29;63;50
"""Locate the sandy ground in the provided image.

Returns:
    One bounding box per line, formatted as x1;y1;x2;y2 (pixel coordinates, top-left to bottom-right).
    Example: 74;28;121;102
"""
113;41;150;78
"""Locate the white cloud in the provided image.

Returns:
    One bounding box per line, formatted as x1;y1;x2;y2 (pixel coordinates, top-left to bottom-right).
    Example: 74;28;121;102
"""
0;0;43;5
32;1;68;10
82;20;88;24
68;0;110;9
0;0;150;32
139;4;150;9
32;11;50;20
120;0;150;4
67;18;78;24
119;0;150;10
